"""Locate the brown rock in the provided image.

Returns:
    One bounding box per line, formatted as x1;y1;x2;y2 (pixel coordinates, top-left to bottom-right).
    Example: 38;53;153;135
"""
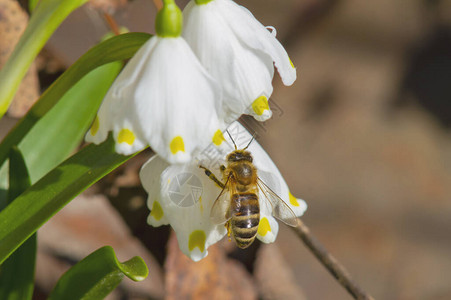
165;232;257;300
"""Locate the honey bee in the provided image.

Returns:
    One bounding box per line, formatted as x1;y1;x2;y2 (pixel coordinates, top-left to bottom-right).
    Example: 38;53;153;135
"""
200;133;298;249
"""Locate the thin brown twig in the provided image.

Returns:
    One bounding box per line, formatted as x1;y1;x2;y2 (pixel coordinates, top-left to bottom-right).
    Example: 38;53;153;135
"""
292;219;375;300
152;0;163;10
103;13;120;36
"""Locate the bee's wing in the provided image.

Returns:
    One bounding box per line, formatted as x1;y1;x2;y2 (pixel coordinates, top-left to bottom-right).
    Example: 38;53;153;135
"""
257;178;298;227
210;174;234;225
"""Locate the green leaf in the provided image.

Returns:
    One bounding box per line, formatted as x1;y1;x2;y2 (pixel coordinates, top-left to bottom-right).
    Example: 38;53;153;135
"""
7;148;31;202
29;0;39;13
0;32;149;210
0;136;136;265
0;32;151;170
48;246;148;300
18;61;122;183
0;60;123;210
0;0;88;118
0;148;35;300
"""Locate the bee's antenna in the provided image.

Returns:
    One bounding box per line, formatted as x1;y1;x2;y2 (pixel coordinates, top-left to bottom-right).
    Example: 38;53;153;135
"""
226;130;237;150
243;134;256;150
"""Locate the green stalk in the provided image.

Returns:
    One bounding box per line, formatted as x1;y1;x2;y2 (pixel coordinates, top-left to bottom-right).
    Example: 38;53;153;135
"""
0;0;88;118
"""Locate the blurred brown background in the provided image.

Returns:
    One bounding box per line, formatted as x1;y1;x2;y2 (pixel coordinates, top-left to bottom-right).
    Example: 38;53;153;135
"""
1;0;450;299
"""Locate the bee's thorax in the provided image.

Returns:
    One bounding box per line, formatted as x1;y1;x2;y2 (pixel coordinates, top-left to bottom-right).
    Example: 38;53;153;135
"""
228;161;257;186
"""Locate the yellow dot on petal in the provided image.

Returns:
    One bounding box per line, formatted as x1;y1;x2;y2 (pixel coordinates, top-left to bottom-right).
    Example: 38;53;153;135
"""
258;217;271;237
188;230;206;253
150;201;164;221
289;192;300;207
90;116;100;136
212;130;225;146
289;57;295;69
252;96;269;116
170;136;185;154
117;129;135;145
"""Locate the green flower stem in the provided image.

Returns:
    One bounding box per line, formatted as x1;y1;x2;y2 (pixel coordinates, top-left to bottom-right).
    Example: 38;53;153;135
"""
0;0;88;119
195;0;214;5
156;0;182;37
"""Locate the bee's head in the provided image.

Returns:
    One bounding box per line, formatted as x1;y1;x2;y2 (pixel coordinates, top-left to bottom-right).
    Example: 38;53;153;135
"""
227;150;253;163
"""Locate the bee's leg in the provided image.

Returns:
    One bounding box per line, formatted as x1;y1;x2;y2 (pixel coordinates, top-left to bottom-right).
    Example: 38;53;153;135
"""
199;165;225;189
225;221;232;241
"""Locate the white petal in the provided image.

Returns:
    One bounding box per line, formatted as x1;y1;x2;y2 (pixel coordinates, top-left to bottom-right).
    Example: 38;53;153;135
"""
155;160;227;261
244;95;273;122
147;199;170;227
84;114;108;146
183;1;274;123
110;36;160;100
256;214;279;244
256;182;279;243
137;38;224;163
87;36;225;164
291;195;308;218
266;26;277;38
85;37;159;148
217;0;297;86
218;121;255;152
140;155;170;226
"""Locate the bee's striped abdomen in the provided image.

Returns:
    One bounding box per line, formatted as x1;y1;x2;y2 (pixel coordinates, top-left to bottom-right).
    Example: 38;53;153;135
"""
230;193;260;249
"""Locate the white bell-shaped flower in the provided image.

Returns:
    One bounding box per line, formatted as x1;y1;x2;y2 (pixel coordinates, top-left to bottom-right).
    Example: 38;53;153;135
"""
140;122;307;261
182;0;297;123
86;1;225;164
